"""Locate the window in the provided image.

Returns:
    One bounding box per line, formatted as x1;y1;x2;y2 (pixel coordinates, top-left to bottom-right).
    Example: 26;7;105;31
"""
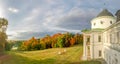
117;32;120;44
100;21;103;24
88;46;90;50
98;35;101;42
110;34;112;43
94;23;96;26
99;50;102;57
110;21;112;24
87;37;90;42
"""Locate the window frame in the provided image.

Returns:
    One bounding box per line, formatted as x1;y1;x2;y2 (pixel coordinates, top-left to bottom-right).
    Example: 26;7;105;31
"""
99;50;102;57
98;35;101;42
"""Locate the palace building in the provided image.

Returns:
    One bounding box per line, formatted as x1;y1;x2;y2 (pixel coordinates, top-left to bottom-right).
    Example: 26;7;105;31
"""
82;9;120;64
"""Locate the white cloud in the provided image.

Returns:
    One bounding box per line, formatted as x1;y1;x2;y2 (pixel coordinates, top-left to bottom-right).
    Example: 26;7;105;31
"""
42;7;97;33
0;2;5;17
8;7;19;13
7;31;18;40
7;30;29;40
23;8;41;22
0;7;4;17
48;26;81;33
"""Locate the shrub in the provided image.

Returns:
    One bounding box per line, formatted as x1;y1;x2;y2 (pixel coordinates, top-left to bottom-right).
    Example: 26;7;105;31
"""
57;37;65;48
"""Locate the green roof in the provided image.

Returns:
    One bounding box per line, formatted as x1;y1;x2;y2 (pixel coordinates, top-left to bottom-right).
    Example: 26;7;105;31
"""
96;9;114;17
82;28;104;33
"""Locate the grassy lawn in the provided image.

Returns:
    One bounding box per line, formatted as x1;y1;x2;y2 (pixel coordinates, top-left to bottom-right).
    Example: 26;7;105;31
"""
1;44;101;64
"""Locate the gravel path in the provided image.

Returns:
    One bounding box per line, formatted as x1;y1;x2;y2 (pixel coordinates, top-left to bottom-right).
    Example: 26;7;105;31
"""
0;54;11;64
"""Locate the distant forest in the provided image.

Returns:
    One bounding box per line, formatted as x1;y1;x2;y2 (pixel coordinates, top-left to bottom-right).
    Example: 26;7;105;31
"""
8;32;83;51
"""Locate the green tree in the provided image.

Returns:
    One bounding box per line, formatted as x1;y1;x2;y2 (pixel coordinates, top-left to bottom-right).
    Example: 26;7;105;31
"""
57;36;65;48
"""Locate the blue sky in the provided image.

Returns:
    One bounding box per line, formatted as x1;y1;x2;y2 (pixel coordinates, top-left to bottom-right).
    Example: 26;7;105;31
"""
0;0;120;40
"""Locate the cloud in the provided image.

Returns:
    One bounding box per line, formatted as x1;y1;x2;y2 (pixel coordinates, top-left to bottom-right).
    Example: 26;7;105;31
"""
23;8;41;21
8;31;56;40
49;27;81;33
0;7;4;17
7;8;43;33
8;7;19;13
0;2;5;17
3;0;120;40
55;7;97;30
43;7;98;33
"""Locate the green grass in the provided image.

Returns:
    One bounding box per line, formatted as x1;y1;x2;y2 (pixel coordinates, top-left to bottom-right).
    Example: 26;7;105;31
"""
1;44;101;64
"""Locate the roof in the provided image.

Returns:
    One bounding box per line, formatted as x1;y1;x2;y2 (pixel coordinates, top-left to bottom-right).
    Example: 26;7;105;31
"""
115;10;120;22
96;9;114;17
82;28;104;33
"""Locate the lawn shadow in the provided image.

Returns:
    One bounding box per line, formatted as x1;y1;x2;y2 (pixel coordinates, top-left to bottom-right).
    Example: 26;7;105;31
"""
1;53;56;64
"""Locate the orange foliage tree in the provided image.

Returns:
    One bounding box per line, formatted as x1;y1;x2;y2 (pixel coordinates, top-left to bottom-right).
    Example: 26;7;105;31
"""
20;32;83;51
70;37;76;46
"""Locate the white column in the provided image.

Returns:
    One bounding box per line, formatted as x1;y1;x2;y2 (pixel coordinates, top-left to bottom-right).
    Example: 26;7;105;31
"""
91;33;94;59
82;34;87;60
90;34;93;59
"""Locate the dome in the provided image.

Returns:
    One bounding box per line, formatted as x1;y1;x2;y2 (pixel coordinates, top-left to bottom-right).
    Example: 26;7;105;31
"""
91;9;116;29
96;9;114;17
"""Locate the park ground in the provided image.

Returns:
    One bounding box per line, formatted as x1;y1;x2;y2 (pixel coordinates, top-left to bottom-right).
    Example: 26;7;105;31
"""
0;45;101;64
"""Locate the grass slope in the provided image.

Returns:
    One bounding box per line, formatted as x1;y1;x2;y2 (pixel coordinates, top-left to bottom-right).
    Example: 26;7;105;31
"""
1;44;101;64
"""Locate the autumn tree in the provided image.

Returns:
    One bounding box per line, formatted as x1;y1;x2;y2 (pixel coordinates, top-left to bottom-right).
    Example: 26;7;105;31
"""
74;33;83;44
51;33;62;48
64;32;73;47
20;37;40;51
19;32;83;51
0;18;8;53
70;37;76;46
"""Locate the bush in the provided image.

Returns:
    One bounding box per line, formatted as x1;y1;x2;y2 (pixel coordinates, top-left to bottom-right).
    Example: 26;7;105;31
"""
41;43;46;50
57;37;65;48
5;42;14;51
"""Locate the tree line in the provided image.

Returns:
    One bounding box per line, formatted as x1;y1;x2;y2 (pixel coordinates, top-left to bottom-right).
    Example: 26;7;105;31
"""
19;32;83;51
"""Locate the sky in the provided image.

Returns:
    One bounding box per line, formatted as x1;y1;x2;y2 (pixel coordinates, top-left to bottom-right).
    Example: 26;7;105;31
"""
0;0;120;40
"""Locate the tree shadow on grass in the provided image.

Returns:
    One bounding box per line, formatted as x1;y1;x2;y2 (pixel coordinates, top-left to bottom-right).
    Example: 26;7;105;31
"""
1;52;101;64
1;53;71;64
1;54;56;64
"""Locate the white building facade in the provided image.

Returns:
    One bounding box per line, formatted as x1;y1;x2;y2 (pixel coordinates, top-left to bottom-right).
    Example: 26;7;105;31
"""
82;9;120;64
